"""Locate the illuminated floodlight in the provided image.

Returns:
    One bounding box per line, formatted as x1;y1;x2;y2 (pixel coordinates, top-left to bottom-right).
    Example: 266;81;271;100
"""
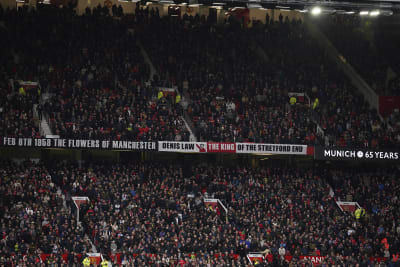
311;7;321;15
370;10;380;16
359;11;369;15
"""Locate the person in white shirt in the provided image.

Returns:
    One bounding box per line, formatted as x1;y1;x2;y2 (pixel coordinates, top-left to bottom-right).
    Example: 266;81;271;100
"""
278;245;286;257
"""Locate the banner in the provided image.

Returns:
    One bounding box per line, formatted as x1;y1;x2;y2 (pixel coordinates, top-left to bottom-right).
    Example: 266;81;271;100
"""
1;137;311;156
204;198;228;217
379;96;400;116
1;137;157;151
247;253;264;265
207;142;236;153
157;86;177;97
236;143;307;155
18;80;39;90
299;256;326;265
288;92;305;103
86;253;102;265
158;141;207;153
204;198;218;211
314;147;399;161
336;201;361;212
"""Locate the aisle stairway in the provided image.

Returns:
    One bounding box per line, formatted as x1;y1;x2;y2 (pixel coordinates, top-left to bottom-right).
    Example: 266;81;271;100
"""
138;40;158;83
304;16;380;111
33;97;54;138
138;41;198;141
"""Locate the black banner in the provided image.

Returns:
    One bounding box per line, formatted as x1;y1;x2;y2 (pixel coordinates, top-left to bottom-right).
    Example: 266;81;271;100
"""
314;147;399;161
1;137;157;151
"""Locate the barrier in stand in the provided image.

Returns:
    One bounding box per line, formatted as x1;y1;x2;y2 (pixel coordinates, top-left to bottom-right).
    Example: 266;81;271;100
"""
72;196;90;226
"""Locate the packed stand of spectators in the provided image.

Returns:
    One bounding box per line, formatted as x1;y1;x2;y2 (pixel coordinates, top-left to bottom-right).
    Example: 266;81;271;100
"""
140;14;318;144
140;12;398;148
256;15;399;148
317;84;400;148
2;5;397;147
1;159;400;265
75;162;248;266
63;160;400;266
316;15;395;95
0;160;94;266
0;5;189;142
208;165;391;266
0;80;41;138
327;166;400;262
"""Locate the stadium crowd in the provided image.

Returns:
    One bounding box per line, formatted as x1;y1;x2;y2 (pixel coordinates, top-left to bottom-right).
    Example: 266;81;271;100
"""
0;5;189;142
316;15;392;96
252;17;394;148
141;16;318;144
0;160;93;266
327;167;400;262
0;81;41;139
140;13;399;148
0;5;399;147
1;159;399;266
0;5;399;267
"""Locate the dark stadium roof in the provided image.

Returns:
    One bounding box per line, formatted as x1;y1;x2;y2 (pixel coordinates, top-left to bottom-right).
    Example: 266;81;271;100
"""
158;0;400;14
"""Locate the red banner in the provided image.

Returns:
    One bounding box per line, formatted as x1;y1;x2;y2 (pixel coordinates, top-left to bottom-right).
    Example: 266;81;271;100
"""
247;253;264;264
207;142;236;153
379;96;400;116
87;253;102;265
299;255;326;265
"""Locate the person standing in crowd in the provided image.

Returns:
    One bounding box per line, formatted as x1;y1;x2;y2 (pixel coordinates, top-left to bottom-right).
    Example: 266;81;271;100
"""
354;207;366;220
101;257;109;267
82;256;91;267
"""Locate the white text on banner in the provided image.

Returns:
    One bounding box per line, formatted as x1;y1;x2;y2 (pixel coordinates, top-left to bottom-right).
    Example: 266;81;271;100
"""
158;141;207;153
236;143;307;155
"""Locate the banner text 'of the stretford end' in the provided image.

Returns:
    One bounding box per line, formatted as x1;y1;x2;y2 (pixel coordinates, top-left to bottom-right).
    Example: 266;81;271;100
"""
1;137;157;150
236;143;307;154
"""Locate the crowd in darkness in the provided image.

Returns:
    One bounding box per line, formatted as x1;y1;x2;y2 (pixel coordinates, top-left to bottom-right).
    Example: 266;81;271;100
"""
316;15;394;96
140;13;400;148
0;84;40;138
0;5;399;147
141;16;318;145
0;5;189;142
0;160;400;266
